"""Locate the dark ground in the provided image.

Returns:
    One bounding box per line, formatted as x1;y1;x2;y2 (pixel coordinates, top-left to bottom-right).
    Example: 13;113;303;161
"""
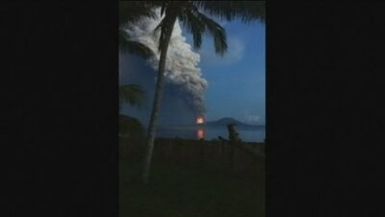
119;140;265;217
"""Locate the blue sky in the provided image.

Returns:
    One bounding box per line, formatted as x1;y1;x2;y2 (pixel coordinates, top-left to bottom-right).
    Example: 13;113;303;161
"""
184;19;265;125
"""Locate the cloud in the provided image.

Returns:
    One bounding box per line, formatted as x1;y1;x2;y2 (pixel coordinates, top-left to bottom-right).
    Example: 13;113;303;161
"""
246;115;260;124
199;36;245;66
122;8;208;114
226;38;245;62
240;110;262;124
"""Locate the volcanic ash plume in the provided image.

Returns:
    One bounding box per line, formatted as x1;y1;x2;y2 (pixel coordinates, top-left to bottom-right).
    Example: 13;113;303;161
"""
122;9;208;114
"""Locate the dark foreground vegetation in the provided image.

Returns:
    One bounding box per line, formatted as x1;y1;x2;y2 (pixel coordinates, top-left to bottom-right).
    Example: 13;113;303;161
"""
119;136;265;217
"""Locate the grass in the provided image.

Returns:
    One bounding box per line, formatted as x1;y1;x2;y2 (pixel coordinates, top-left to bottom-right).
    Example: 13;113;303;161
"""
119;155;265;217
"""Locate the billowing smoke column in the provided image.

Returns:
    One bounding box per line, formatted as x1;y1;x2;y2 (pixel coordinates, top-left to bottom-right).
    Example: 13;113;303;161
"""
122;8;208;115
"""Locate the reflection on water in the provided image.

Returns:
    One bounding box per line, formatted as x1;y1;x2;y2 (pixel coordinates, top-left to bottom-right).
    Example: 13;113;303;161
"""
197;128;205;140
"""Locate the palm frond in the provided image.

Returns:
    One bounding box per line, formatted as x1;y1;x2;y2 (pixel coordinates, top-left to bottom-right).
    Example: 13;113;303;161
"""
193;1;265;23
179;6;227;55
160;2;168;16
119;84;145;107
180;8;205;49
119;30;155;58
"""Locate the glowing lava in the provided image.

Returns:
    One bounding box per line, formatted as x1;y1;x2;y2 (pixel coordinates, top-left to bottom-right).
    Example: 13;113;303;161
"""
197;129;205;140
196;116;205;124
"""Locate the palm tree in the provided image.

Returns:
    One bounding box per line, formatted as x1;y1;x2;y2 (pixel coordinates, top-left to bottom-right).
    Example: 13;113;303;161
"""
119;84;146;159
119;84;145;109
141;1;265;183
118;84;145;137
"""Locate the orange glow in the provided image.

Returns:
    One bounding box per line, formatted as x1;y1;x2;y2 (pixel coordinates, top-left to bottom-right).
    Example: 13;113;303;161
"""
197;129;205;140
196;116;205;124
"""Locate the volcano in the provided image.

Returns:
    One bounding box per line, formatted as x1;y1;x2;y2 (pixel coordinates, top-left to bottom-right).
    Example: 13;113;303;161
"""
206;117;263;129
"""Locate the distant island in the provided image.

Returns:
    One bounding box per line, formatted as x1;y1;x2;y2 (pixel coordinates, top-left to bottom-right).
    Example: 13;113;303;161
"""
155;117;264;131
205;117;264;129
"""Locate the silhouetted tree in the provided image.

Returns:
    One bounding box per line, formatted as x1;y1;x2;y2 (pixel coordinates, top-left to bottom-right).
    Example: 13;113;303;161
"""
119;84;146;159
119;84;145;109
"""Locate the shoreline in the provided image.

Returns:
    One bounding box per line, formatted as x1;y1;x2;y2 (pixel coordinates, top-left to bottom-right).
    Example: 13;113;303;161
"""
155;137;265;146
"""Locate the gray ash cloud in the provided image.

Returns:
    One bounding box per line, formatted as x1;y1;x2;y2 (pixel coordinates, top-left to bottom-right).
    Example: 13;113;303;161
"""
121;8;208;115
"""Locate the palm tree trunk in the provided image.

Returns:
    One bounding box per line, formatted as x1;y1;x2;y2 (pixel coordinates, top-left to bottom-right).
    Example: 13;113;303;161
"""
142;16;177;184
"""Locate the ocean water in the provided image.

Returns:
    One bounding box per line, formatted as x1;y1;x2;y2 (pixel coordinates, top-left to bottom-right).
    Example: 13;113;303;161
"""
157;126;265;143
